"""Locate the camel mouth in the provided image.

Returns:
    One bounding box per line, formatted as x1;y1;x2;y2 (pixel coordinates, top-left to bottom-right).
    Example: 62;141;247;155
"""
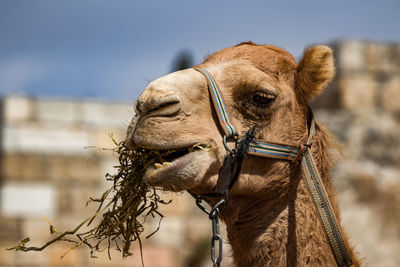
142;142;215;191
148;142;212;168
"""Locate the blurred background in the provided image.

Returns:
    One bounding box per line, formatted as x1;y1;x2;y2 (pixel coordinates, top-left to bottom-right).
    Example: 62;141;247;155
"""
0;0;400;266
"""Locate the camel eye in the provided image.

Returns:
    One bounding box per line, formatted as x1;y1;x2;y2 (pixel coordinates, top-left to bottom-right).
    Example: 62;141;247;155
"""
251;92;276;107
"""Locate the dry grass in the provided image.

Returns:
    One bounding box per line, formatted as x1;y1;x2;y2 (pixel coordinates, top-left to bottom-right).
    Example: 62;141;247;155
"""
7;137;177;265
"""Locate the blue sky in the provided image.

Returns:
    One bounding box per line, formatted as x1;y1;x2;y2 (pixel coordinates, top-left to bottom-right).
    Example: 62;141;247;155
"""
0;0;399;101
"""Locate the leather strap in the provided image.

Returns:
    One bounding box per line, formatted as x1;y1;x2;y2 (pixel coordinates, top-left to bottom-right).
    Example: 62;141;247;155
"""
243;138;299;161
193;66;353;266
301;147;353;266
194;67;238;138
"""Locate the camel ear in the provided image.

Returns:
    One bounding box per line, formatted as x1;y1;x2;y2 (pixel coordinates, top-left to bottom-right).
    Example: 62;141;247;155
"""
296;45;335;102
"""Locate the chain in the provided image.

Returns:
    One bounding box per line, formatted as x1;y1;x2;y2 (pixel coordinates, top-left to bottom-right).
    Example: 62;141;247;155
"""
189;192;227;267
188;128;256;266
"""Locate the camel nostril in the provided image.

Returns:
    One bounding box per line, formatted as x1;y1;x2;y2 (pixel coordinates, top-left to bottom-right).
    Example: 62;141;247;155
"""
138;95;182;117
146;99;180;114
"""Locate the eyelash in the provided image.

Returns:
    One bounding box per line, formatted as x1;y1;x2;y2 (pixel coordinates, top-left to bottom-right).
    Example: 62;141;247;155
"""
250;91;276;107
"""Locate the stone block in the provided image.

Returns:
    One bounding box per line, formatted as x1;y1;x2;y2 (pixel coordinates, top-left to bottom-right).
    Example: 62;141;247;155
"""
21;217;54;241
365;42;395;74
311;78;341;110
313;110;355;142
80;101;133;127
34;99;81;124
2;154;25;181
3;123;91;155
337;40;366;73
57;184;103;215
0;217;22;243
335;166;400;267
360;117;400;166
380;75;400;114
3;96;33;122
339;74;377;113
1;183;56;217
2;153;48;182
46;156;74;182
3;153;101;185
50;215;90;233
47;155;101;184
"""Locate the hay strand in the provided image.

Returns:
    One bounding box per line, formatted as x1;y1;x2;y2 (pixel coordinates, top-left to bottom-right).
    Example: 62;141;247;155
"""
8;136;175;265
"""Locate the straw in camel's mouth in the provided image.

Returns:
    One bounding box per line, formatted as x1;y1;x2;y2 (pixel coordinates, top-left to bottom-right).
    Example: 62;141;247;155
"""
148;142;212;171
143;142;215;190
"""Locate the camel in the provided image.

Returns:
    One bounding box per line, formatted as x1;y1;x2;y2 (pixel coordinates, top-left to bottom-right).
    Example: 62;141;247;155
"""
126;42;360;266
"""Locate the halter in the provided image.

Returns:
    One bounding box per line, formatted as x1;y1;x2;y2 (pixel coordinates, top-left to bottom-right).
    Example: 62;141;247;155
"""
192;66;353;267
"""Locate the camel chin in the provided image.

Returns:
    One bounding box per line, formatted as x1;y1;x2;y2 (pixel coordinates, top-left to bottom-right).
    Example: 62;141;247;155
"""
144;149;216;192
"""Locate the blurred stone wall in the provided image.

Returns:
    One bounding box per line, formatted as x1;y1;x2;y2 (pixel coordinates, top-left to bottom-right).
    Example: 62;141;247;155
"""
312;40;400;266
0;97;213;267
0;39;399;267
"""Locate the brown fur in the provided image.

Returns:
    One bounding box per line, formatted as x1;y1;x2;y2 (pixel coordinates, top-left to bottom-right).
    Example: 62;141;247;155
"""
296;46;335;102
128;42;360;266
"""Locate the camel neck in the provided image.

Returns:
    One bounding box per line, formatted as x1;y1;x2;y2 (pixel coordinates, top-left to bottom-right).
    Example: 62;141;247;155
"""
221;178;338;267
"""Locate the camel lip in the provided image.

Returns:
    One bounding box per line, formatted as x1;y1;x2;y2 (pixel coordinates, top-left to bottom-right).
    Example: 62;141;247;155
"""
127;140;214;172
149;149;200;172
148;142;213;164
143;148;213;188
131;140;214;152
129;140;216;188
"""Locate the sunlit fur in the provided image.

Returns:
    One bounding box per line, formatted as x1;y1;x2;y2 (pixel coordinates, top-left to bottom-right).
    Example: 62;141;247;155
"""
296;46;335;102
128;42;361;266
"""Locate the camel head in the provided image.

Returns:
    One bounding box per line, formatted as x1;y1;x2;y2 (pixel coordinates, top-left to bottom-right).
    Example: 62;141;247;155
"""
126;42;334;196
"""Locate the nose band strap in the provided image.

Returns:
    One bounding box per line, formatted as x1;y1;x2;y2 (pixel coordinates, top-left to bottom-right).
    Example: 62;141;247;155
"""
194;67;238;138
241;138;300;160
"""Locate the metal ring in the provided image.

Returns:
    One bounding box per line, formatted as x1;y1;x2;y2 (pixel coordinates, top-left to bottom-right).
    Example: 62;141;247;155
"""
223;135;234;155
209;198;227;219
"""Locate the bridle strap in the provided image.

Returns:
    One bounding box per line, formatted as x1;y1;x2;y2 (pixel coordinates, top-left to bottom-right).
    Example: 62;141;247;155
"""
194;66;299;160
301;146;353;266
194;67;238;138
244;138;299;161
193;66;353;266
